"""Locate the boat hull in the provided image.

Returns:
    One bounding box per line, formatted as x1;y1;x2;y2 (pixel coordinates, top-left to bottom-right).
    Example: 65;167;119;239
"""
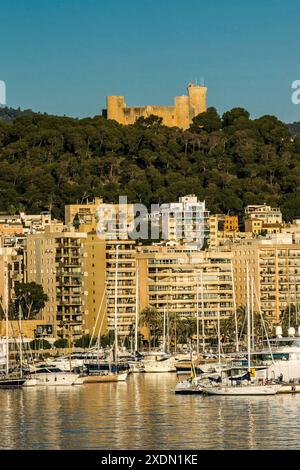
33;373;79;386
0;378;26;388
82;372;128;383
174;383;203;394
277;383;300;394
203;385;278;396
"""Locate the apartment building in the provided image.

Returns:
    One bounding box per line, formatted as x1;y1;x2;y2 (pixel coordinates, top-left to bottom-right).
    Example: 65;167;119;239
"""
20;211;53;234
159;195;210;248
0;214;23;236
231;235;300;323
0;211;54;237
105;240;136;337
209;214;242;247
83;232;107;338
26;224;87;341
137;245;234;336
65;197;135;239
0;246;24;311
65;198;103;227
244;204;283;234
82;232;137;339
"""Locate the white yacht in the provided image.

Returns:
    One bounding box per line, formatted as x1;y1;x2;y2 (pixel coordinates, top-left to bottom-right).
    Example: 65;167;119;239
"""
203;383;278;396
248;328;300;391
29;366;83;386
143;354;177;373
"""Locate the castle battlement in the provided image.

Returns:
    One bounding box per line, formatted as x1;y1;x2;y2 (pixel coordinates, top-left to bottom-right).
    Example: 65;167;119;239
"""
103;83;207;129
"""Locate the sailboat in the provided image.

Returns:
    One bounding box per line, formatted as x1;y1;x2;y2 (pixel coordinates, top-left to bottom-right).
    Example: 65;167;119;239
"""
83;244;128;383
202;264;279;396
0;266;25;388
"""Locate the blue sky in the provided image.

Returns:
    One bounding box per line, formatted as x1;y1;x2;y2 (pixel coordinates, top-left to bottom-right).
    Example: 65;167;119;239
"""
1;0;300;122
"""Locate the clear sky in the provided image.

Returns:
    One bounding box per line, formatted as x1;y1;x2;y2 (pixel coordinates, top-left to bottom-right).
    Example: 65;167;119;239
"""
1;0;300;122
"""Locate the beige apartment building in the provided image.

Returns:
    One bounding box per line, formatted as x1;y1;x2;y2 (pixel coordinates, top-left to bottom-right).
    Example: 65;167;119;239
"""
65;197;135;239
105;240;136;337
65;198;103;227
26;224;87;341
0;246;24;311
81;229;137;339
83;232;107;338
136;245;235;336
231;236;300;323
68;198;137;339
244;204;283;234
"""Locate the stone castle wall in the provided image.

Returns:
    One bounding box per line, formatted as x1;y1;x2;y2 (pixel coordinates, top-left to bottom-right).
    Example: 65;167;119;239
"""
105;83;207;129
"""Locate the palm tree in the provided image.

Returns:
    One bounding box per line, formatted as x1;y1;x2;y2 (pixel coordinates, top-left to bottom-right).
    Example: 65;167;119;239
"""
139;307;162;350
180;317;197;346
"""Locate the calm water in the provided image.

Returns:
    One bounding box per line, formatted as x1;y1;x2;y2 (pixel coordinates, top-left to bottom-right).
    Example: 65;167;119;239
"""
1;373;300;450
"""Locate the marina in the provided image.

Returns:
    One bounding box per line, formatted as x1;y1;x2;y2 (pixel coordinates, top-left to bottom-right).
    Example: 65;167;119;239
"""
1;373;300;450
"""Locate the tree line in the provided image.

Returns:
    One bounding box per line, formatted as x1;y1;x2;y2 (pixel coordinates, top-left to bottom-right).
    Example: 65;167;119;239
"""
0;107;300;222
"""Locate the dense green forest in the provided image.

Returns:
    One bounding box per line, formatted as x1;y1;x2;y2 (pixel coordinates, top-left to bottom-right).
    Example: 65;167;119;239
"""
288;121;300;136
0;106;34;123
0;106;300;221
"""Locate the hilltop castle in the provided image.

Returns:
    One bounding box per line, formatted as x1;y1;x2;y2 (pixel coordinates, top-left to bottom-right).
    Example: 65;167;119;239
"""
103;83;207;129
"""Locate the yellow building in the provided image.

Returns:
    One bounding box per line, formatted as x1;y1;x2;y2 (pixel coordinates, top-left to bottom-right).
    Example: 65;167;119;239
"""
83;232;107;338
244;219;282;235
231;237;300;323
136;245;234;336
65;198;135;239
0;246;24;313
209;214;247;247
0;319;49;340
224;215;239;232
26;224;87;342
244;204;283;234
105;240;137;337
105;83;207;129
82;233;137;339
65;197;104;228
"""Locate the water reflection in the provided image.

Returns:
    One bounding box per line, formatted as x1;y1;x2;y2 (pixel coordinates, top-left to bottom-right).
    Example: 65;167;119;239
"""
1;375;300;449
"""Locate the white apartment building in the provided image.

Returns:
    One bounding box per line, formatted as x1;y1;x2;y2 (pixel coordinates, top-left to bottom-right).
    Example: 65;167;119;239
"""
160;195;209;248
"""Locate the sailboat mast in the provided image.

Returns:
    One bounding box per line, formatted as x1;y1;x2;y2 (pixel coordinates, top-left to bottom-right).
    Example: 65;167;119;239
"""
200;270;205;353
217;304;221;370
230;259;239;352
246;262;251;372
196;276;199;355
163;306;166;353
114;244;120;366
4;263;9;375
167;310;169;354
251;276;255;350
135;262;139;353
19;304;23;378
68;319;72;372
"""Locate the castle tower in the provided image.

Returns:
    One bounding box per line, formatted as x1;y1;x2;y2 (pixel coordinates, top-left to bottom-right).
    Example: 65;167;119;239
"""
174;95;190;129
106;96;126;124
188;83;207;118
